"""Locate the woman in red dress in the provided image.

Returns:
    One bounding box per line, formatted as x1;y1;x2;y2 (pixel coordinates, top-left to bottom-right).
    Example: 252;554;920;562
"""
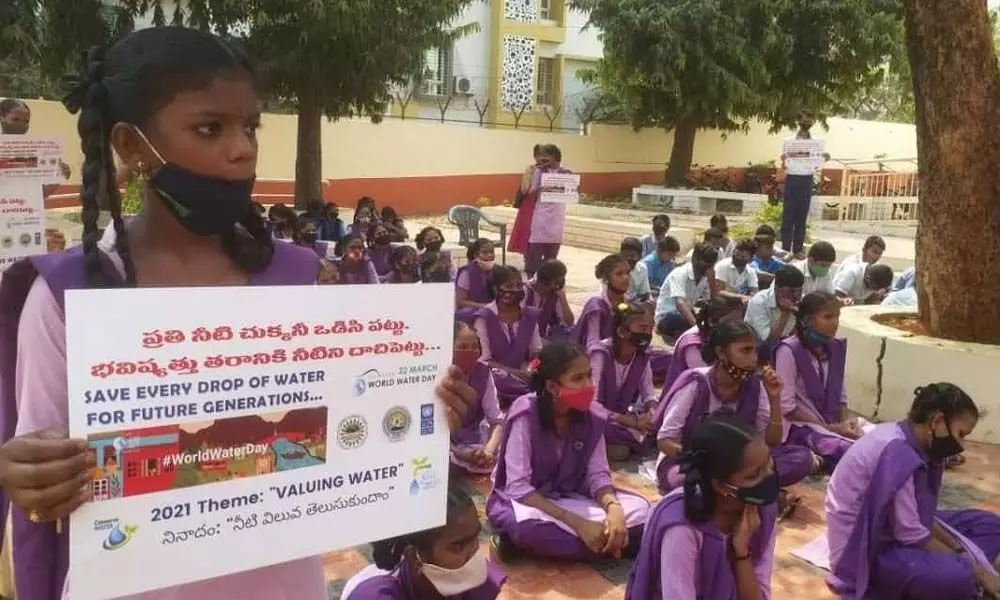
507;144;543;256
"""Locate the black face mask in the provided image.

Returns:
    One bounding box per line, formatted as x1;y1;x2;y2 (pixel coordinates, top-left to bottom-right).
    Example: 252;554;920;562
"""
399;262;418;274
653;226;667;236
1;122;28;135
136;127;252;236
425;240;443;252
729;472;780;506
301;233;318;244
630;331;653;351
732;258;749;270
374;234;390;245
928;423;964;461
500;290;525;305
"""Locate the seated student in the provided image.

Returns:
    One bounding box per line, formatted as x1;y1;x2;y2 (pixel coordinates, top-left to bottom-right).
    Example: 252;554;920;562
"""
662;296;744;391
641;214;671;257
348;204;377;242
319;202;346;242
589;302;658;459
268;203;296;240
456;239;498;323
745;265;804;357
573;254;631;349
383;245;420;284
420;251;452;283
713;238;759;304
365;221;395;276
474;266;542;409
619;237;651;302
642;237;680;298
775;292;868;476
655;244;718;342
755;224;788;260
292;215;334;259
626;415;779;600
345;482;507;600
652;321;802;496
711;213;736;258
826;383;1000;600
791;240;837;295
487;341;650;562
336;234;381;284
416;226;456;281
838;234;886;273
883;286;918;308
381;205;409;242
833;262;894;305
684;227;727;262
749;232;786;288
450;323;504;475
524;259;575;340
318;258;341;285
894;265;916;291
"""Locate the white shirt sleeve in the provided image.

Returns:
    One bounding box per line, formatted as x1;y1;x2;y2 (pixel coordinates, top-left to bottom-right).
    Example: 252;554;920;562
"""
744;293;773;342
667;269;688;301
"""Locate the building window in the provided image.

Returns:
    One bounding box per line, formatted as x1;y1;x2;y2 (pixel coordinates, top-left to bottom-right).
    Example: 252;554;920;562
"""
127;461;137;478
92;479;109;502
536;57;556;107
422;44;453;96
539;0;553;20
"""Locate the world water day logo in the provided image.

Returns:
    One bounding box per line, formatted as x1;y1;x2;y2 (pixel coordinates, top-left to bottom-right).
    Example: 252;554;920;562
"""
101;520;138;551
409;457;439;496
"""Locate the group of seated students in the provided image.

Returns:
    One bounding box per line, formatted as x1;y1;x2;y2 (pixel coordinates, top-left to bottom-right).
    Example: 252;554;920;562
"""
340;212;998;600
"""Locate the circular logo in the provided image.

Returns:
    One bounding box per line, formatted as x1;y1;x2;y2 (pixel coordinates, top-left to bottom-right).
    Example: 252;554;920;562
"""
382;406;411;442
102;523;137;550
1;237;12;249
572;440;585;452
18;233;31;247
337;415;368;450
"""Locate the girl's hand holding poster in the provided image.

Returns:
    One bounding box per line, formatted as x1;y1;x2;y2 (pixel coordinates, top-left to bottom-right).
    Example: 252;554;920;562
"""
66;283;453;600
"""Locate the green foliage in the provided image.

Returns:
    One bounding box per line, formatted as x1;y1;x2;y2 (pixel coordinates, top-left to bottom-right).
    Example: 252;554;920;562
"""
122;173;143;216
729;202;812;243
572;0;902;173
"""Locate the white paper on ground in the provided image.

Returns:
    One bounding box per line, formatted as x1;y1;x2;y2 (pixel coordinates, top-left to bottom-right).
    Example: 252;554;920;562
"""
791;533;831;571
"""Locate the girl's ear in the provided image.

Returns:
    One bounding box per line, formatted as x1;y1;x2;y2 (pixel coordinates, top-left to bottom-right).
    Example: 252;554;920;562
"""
709;478;730;498
544;379;559;397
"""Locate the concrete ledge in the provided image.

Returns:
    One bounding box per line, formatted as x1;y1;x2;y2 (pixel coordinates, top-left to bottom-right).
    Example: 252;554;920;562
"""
839;306;1000;443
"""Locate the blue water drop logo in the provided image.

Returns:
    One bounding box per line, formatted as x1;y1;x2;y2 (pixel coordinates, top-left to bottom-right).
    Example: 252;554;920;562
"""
409;479;421;495
102;521;137;550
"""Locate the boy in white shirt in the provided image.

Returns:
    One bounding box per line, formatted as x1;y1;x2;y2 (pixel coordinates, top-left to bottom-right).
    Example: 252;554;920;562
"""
620;237;652;302
656;243;718;341
838;235;886;274
833;262;894;305
713;238;759;304
791;240;837;295
745;264;805;356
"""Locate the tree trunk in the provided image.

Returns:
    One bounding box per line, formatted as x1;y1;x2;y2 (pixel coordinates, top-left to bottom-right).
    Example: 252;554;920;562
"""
905;0;1000;343
294;87;323;210
664;117;698;187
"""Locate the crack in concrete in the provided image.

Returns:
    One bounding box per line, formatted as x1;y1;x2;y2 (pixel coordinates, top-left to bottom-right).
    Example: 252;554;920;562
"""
873;337;887;421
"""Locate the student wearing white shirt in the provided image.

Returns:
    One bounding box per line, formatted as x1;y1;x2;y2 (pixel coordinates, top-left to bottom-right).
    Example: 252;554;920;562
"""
713;238;759;303
780;109;830;259
683;227;727;262
791;240;837;295
745;265;804;357
837;235;886;275
710;213;736;259
620;237;652;301
656;243;718;341
833;262;894;305
640;214;671;257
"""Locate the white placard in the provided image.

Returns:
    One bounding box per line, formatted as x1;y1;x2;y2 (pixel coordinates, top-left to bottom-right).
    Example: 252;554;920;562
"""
0;179;46;271
0;135;66;184
783;138;826;173
66;284;454;599
540;172;581;204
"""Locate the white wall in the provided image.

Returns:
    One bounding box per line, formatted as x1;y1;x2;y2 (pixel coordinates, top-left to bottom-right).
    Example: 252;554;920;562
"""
557;8;603;59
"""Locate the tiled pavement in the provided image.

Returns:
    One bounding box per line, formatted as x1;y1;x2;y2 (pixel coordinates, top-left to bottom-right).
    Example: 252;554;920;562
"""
322;443;1000;599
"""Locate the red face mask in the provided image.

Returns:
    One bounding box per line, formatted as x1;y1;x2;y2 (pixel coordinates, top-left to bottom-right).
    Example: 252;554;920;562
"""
453;349;481;377
557;385;595;412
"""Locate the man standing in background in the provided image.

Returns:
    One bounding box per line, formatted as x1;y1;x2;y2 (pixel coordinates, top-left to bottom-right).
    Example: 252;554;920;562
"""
780;109;830;260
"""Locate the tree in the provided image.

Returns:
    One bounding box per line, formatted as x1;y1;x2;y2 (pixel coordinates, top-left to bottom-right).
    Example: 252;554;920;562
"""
573;0;901;185
905;0;1000;343
2;0;475;208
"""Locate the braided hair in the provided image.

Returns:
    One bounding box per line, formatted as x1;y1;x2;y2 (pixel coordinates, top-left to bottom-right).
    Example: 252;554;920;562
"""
794;291;839;343
61;27;272;288
676;415;757;522
907;383;978;424
529;340;588;433
694;296;744;339
370;477;476;570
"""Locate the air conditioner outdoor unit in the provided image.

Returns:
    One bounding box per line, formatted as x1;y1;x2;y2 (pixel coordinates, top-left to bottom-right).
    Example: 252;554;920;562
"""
453;76;473;95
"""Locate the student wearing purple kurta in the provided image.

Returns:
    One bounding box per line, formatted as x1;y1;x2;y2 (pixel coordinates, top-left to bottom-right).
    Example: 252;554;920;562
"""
450;323;504;475
292;214;332;259
826;383;1000;600
345;483;507;600
589;302;658;459
662;296;744;392
456;239;496;324
416;226;456;282
525;144;571;277
524;259;575;340
0;26;480;600
572;254;630;349
653;321;813;516
775;292;870;475
473;267;542;410
337;234;381;285
366;221;395;277
383;245;420;284
488;341;650;562
626;415;779;600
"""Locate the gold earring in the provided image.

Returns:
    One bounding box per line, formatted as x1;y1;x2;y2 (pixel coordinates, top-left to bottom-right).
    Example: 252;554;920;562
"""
135;161;147;182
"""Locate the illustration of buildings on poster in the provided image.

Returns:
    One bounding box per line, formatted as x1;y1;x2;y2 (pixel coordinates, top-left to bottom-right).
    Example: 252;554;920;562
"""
87;407;328;501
